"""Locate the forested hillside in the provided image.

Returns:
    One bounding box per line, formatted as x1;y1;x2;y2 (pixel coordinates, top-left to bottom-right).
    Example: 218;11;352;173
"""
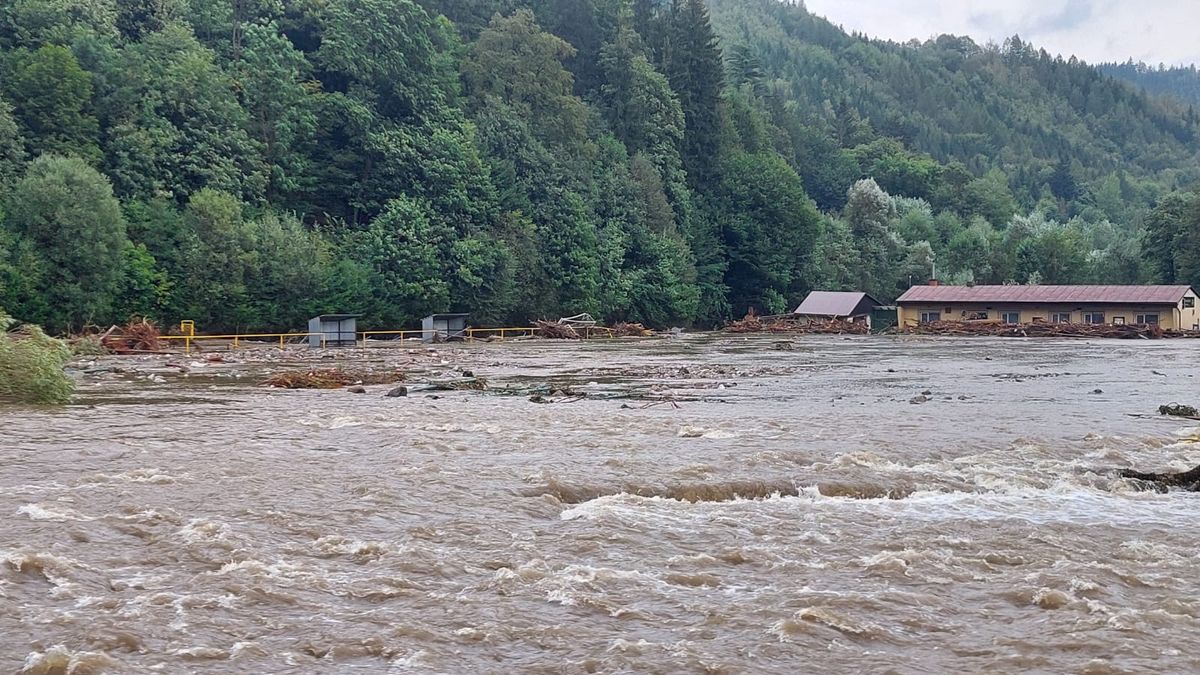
1;0;1199;333
1100;61;1200;107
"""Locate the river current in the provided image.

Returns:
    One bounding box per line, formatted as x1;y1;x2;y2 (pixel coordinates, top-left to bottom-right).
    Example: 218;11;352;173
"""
4;334;1200;673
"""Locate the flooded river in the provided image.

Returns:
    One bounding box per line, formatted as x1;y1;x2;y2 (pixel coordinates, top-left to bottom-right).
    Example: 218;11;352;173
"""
4;335;1200;673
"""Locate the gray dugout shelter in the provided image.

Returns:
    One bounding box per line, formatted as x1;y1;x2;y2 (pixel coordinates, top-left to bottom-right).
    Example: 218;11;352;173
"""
308;314;359;347
422;314;469;342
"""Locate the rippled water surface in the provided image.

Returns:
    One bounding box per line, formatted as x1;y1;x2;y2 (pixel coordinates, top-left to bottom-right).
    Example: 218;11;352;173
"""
5;335;1200;673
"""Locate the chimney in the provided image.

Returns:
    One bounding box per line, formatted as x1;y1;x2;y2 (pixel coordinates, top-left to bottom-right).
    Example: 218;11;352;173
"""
928;278;941;287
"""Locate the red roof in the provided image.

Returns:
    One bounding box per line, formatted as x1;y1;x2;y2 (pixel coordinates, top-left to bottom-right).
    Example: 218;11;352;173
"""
896;285;1193;305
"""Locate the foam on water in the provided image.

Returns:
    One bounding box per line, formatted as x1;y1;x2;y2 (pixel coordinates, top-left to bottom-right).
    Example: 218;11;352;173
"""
20;645;120;674
17;504;91;522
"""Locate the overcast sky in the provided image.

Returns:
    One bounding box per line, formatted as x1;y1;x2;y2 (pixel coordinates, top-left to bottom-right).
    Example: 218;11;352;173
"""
801;0;1199;67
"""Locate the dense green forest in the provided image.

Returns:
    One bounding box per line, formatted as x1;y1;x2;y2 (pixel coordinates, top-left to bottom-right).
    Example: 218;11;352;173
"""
1100;61;1200;107
1;0;1199;333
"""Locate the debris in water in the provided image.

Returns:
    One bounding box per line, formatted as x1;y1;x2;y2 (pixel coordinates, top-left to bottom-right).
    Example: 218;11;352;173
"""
385;386;408;398
910;395;929;404
620;399;681;410
533;318;649;339
725;310;868;335
1119;464;1200;491
611;322;653;337
102;318;163;353
262;369;404;389
427;377;488;391
1159;403;1199;418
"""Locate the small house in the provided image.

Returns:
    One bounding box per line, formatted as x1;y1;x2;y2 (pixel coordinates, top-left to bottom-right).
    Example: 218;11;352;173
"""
308;314;359;347
794;291;882;328
422;314;469;342
895;283;1200;329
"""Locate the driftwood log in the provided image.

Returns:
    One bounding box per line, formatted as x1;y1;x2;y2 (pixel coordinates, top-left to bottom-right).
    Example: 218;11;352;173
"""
1119;465;1200;491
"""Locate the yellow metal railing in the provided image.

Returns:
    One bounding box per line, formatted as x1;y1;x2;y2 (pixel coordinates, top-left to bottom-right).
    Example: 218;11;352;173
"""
466;327;539;341
464;326;616;340
158;322;626;354
160;332;327;354
359;327;543;344
358;329;428;346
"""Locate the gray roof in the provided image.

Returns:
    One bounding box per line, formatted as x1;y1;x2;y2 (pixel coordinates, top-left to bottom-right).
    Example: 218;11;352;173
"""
793;291;879;316
897;285;1194;305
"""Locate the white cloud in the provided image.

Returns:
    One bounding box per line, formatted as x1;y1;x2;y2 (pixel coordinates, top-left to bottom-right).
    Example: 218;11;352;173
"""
801;0;1200;66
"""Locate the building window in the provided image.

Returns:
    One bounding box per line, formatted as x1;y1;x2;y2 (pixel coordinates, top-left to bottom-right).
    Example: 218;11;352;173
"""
919;311;941;324
965;311;988;320
1082;312;1105;325
1136;314;1159;325
1185;297;1195;308
1051;312;1072;324
1001;312;1020;324
1112;317;1126;325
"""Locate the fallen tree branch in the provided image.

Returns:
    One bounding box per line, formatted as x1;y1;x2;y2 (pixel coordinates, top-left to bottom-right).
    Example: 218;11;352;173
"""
1119;465;1200;489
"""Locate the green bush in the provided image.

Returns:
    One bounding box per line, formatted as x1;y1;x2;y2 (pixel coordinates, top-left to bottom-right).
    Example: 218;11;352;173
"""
0;310;73;404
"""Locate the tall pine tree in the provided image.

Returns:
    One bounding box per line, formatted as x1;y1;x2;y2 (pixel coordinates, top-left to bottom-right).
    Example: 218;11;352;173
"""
663;0;724;190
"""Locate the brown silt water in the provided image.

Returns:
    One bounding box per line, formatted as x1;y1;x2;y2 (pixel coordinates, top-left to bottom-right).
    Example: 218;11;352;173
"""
4;335;1200;673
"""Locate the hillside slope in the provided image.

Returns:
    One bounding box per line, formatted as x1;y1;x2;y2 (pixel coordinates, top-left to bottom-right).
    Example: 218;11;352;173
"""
2;0;1199;331
707;0;1200;205
1099;61;1200;107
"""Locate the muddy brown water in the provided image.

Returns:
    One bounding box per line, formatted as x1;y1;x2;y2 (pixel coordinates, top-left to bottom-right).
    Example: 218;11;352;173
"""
4;335;1200;673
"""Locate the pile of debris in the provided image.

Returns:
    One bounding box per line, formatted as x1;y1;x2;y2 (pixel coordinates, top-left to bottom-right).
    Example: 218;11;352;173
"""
534;320;582;339
534;314;654;339
101;318;163;353
725;313;869;335
1159;403;1200;419
610;322;653;337
262;369;405;389
900;320;1176;339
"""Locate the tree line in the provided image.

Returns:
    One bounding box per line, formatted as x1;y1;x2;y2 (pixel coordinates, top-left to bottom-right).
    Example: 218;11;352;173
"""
0;0;1198;334
1100;61;1200;107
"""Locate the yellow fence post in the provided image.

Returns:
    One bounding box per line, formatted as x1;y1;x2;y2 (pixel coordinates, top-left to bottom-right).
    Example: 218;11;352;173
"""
179;320;196;355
